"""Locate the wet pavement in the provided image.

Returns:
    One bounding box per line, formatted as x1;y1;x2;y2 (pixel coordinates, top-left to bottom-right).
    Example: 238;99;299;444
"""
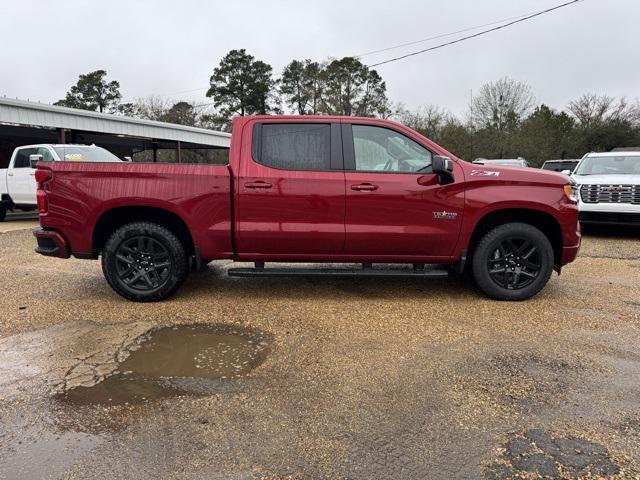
1;226;640;479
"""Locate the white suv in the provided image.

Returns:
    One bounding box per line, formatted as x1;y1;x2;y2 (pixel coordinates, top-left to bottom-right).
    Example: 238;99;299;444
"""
572;151;640;226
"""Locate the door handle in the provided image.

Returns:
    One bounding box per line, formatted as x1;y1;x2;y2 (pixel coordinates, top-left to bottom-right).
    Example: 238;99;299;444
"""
245;181;272;189
351;183;378;191
7;173;13;176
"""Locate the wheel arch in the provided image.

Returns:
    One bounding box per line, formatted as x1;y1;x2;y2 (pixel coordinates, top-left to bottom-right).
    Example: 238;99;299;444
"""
467;208;563;268
92;206;195;258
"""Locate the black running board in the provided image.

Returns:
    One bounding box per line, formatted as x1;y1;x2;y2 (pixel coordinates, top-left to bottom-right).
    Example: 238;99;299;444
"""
227;264;450;279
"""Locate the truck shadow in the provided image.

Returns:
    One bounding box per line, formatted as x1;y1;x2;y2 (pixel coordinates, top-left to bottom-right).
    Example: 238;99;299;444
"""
181;264;482;303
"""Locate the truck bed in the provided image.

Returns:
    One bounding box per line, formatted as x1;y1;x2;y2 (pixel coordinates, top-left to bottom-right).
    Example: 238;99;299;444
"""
38;162;233;260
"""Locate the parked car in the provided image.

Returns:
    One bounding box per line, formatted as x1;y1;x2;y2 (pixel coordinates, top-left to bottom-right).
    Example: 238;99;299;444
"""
541;159;579;174
572;151;640;226
473;158;530;168
0;144;124;221
33;115;580;302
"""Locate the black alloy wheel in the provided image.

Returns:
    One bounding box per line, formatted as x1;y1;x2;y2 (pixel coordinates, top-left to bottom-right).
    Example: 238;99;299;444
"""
102;222;189;302
487;237;541;290
115;236;172;291
471;222;554;301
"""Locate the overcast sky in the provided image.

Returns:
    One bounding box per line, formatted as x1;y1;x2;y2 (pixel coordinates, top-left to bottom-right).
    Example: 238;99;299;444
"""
0;0;637;117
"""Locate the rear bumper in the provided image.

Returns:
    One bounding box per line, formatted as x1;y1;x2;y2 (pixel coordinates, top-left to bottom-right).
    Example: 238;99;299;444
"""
579;211;640;226
33;228;70;258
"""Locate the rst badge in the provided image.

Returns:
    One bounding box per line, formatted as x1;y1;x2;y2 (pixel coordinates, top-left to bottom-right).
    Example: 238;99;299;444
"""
470;170;500;177
433;211;458;220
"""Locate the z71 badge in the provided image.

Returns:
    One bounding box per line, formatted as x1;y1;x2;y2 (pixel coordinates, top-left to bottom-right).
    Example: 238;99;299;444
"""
433;211;458;220
470;170;500;177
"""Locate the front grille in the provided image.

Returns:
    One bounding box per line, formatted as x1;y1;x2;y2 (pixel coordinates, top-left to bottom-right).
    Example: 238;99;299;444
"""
580;184;640;204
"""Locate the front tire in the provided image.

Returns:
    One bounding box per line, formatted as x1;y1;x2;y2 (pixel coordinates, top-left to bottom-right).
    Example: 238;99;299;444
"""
101;222;189;302
471;223;554;301
0;206;6;222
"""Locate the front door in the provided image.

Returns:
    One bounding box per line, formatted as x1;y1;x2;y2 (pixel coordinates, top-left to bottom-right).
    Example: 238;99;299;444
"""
235;121;346;257
343;123;464;259
9;147;38;204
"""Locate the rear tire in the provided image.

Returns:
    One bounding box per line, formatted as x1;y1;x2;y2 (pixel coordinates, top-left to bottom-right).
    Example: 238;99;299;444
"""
0;206;6;222
471;222;554;301
101;222;189;302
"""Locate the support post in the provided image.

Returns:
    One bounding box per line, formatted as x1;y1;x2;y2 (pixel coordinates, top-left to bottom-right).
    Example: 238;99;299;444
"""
57;128;66;144
176;140;182;163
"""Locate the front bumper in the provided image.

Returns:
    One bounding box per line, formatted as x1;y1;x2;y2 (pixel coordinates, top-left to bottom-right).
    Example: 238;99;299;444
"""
562;243;581;265
33;228;70;258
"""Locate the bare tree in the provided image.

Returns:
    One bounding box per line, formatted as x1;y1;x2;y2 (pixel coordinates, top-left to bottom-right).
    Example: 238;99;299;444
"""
134;95;172;121
567;93;640;127
471;77;535;130
396;104;451;140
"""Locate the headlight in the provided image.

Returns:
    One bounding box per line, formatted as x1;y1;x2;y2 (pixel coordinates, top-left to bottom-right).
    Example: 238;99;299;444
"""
563;184;579;203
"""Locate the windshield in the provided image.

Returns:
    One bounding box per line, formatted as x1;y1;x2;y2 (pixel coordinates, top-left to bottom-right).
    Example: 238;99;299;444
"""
53;146;123;162
574;155;640;175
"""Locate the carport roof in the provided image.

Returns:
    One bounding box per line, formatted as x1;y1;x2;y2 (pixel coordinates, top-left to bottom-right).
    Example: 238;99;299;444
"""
0;98;230;147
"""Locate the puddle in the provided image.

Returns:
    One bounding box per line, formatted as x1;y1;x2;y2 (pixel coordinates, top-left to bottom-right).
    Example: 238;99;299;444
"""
59;324;271;405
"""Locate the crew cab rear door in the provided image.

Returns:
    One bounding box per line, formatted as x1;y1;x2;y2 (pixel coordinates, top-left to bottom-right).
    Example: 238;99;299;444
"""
234;120;346;256
342;122;464;259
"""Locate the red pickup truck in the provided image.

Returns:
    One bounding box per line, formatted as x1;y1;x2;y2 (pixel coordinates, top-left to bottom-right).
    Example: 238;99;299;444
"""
33;115;580;302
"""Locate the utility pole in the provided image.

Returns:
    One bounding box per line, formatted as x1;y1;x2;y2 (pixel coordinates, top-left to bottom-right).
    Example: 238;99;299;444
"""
469;88;474;161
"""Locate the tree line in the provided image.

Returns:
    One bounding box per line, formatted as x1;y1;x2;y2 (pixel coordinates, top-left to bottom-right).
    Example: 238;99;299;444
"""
54;51;640;166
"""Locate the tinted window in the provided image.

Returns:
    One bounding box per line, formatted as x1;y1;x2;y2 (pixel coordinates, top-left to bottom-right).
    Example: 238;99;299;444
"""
258;123;331;171
352;125;432;173
542;161;577;172
13;148;38;168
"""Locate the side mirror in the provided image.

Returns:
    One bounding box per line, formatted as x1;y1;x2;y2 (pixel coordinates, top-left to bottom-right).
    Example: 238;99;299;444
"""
29;154;43;168
432;155;454;185
561;169;571;175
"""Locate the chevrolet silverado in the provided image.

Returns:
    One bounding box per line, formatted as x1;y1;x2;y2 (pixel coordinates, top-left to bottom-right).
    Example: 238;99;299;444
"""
33;116;581;302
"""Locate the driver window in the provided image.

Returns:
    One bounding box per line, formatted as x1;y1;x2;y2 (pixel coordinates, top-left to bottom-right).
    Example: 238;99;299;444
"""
352;125;432;173
13;148;38;168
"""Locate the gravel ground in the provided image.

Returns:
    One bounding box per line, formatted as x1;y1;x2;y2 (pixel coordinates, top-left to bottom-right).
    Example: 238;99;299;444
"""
1;226;639;479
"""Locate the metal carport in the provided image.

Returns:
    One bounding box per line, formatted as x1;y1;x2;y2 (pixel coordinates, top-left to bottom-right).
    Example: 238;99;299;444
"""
0;98;230;168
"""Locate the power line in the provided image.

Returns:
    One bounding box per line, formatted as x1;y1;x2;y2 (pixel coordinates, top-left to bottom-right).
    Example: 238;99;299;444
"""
354;7;560;58
367;0;583;68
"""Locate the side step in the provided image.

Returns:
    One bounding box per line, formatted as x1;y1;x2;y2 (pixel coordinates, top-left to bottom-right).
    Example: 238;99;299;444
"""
227;263;450;279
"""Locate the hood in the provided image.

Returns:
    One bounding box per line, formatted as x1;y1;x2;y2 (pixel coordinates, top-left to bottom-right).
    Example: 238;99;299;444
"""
462;161;570;186
571;173;640;185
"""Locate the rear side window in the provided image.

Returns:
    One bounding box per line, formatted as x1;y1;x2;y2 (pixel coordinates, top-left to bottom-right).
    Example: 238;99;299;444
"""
255;123;331;171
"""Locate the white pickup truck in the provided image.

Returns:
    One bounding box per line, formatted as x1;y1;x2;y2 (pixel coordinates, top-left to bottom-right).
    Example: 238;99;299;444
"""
0;144;124;221
572;151;640;226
